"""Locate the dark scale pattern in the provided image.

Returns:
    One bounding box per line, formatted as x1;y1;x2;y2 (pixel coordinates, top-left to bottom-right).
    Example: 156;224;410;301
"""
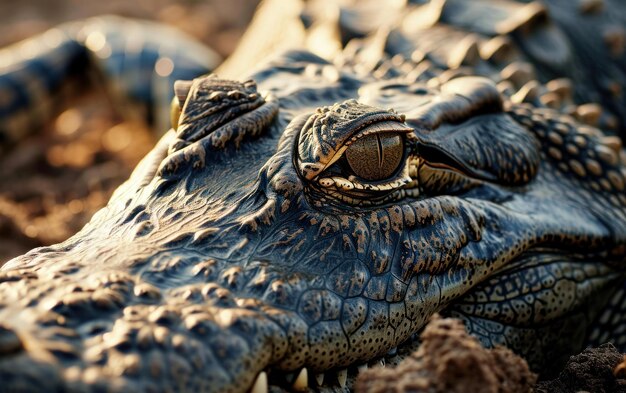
1;0;626;392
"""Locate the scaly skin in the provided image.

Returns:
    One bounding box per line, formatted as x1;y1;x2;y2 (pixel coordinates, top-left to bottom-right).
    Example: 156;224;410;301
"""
1;1;626;392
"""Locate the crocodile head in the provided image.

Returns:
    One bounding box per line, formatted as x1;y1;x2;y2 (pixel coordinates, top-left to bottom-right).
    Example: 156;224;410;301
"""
1;51;626;392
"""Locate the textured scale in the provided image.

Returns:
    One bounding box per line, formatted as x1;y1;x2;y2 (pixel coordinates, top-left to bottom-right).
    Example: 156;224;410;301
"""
1;1;626;393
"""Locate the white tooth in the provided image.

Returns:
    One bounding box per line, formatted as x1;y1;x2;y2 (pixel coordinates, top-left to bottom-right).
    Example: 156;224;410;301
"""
379;358;386;367
292;368;308;391
315;373;325;386
337;369;347;388
251;371;268;393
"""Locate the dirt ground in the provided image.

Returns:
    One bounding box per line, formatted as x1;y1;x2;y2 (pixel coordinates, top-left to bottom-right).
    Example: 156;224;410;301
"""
0;0;259;264
355;316;626;393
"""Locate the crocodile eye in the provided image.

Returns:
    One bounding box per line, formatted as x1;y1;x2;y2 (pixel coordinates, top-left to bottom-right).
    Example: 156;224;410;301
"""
295;100;416;206
345;133;404;181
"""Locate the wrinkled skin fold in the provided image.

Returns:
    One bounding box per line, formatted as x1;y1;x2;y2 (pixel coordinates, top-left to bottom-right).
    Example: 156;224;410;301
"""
1;48;625;392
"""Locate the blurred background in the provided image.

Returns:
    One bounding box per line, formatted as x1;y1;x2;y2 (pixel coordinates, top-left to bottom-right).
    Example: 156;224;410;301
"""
0;0;259;264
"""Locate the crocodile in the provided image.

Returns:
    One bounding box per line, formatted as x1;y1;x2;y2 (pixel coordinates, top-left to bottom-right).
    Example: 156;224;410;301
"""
1;0;626;392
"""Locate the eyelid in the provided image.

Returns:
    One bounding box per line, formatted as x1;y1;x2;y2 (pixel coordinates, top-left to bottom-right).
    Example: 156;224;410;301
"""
317;163;412;191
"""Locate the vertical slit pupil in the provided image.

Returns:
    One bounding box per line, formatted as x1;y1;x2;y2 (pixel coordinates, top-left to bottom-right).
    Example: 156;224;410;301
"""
345;132;404;181
376;134;384;169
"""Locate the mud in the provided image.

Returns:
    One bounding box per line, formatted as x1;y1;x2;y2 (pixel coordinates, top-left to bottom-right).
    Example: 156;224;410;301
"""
355;316;537;393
